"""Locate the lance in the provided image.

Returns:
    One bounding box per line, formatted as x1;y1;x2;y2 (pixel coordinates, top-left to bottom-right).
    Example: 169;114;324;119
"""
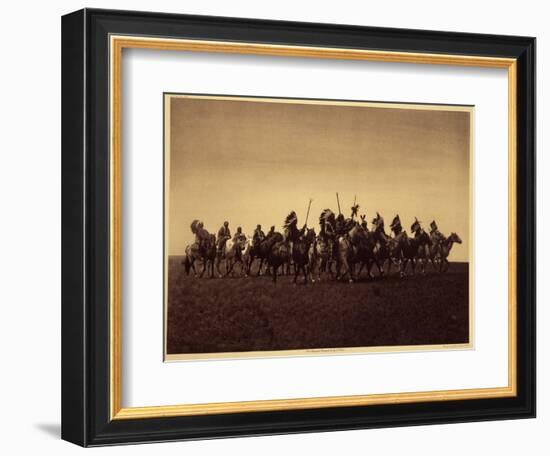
336;192;341;215
305;198;313;226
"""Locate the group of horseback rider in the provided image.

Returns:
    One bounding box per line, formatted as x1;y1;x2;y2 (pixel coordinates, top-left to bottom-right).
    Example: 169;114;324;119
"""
215;221;276;258
187;198;459;282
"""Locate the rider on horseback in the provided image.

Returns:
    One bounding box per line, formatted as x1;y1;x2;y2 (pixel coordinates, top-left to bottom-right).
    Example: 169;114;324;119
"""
429;220;445;244
265;225;276;240
411;218;422;237
217;221;231;256
390;214;406;240
253;224;265;245
360;214;368;231
411;217;431;261
284;211;306;256
233;226;246;243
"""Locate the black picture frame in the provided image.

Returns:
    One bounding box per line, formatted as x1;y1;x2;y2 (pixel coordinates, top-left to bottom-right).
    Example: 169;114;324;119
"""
62;8;536;447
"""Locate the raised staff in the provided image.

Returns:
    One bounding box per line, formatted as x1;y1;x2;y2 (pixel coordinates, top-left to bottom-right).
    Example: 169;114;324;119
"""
305;198;313;226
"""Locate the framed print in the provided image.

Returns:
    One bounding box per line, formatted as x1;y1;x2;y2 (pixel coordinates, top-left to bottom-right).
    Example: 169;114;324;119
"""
61;8;536;446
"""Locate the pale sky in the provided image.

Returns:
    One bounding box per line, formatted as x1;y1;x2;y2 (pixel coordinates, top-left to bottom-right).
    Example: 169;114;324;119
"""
167;95;471;261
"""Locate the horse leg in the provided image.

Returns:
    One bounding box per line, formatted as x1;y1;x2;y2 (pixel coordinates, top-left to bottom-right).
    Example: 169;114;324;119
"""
365;259;373;279
225;258;233;277
256;257;264;276
199;260;207;278
357;262;365;279
216;255;224;278
240;258;247;277
349;261;355;283
400;258;408;277
340;258;353;283
377;258;385;277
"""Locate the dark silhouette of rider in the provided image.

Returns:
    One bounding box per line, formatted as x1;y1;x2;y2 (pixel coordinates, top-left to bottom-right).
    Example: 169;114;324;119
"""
253;224;265;245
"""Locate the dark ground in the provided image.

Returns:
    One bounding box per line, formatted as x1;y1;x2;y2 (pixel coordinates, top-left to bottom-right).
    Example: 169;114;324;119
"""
166;257;470;355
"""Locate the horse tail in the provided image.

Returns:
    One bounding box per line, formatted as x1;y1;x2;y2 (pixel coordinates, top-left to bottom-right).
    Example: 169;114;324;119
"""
184;255;191;275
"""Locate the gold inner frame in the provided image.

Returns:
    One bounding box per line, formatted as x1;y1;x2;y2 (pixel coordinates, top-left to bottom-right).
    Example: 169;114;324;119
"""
109;35;517;420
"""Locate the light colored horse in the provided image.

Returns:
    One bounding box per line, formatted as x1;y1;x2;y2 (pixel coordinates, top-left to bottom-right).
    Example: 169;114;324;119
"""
309;236;334;282
183;243;200;277
220;237;251;277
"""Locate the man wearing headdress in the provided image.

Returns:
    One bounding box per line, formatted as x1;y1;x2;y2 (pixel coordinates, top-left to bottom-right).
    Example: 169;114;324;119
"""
190;220;210;256
350;204;360;220
319;209;336;241
284;211;306;256
360;214;368;231
217;221;231;255
429;220;445;243
410;217;423;237
335;213;355;237
390;214;405;238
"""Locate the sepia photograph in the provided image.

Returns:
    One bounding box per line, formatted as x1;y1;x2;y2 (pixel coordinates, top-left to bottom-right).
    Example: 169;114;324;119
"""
164;94;472;360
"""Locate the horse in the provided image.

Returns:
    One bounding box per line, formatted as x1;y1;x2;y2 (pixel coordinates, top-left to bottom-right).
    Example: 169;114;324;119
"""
246;235;272;276
198;234;216;278
332;222;366;283
351;224;386;280
263;233;291;284
368;215;399;277
395;229;432;276
433;232;462;272
309;236;335;282
183;243;200;277
182;232;216;278
219;237;250;277
292;228;316;284
335;234;358;283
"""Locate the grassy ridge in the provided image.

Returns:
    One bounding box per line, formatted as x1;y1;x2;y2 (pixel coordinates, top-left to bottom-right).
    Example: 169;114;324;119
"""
166;258;469;355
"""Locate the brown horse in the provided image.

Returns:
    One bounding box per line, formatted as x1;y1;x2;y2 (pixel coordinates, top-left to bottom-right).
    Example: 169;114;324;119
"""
246;235;273;276
183;233;216;278
431;232;462;272
263;233;291;284
368;216;400;277
199;234;217;278
395;230;432;276
292;228;316;284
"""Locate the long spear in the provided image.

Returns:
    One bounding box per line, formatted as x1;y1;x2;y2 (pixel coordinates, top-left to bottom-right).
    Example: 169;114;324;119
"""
352;194;357;219
336;192;341;215
305;198;313;226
